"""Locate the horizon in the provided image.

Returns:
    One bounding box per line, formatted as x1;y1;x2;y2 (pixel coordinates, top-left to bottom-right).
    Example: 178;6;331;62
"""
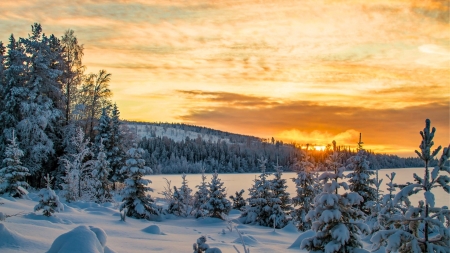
1;0;448;157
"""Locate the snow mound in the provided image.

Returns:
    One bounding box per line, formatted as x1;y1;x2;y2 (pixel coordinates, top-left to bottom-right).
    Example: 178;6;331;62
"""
47;225;114;253
0;223;28;248
229;209;241;215
23;213;72;225
288;230;315;249
281;222;298;233
232;234;259;246
142;225;164;235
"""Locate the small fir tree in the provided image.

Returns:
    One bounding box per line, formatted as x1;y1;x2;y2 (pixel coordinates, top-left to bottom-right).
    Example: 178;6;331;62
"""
34;174;63;217
346;140;376;214
179;173;193;215
109;103;125;184
204;171;231;219
192;170;210;218
241;157;273;226
94;107;111;155
0;131;30;197
120;146;159;219
91;140;112;203
167;186;186;216
371;119;450;253
229;189;246;210
301;166;370;252
268;162;291;228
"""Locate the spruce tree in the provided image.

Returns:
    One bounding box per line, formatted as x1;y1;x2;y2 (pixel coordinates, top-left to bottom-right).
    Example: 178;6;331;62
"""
372;119;450;252
268;162;291;228
92;141;112;203
241;157;273;226
291;151;319;231
301;166;370;253
94;107;111;155
34;174;63;217
109;103;125;183
192;170;210;218
0;131;30;197
204;171;231;219
120;145;159;219
179;173;193;215
167;186;186;216
346;135;376;214
229;189;246;210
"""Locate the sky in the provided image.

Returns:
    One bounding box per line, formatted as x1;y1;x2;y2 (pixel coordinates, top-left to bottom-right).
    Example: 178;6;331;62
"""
0;0;449;156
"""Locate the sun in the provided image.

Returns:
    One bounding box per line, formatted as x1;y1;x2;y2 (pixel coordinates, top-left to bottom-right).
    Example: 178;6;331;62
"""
314;145;326;151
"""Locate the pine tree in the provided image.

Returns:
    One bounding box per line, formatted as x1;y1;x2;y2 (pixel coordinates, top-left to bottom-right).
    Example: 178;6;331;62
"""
59;127;94;202
92;140;112;203
301;164;370;252
203;171;231;219
268;162;291;228
229;189;246;210
372;119;450;253
120;146;159;219
292;153;319;231
241;157;273;226
346;136;376;214
0;131;30;197
167;186;186;216
34;174;63;217
179;173;193;216
192;170;210;218
94;107;111;155
109;103;125;184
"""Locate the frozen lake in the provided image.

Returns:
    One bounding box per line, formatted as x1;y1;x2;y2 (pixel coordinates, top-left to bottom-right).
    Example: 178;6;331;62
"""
145;167;450;207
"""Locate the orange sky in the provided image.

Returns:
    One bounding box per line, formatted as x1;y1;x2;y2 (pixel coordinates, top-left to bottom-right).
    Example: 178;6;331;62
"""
1;0;448;156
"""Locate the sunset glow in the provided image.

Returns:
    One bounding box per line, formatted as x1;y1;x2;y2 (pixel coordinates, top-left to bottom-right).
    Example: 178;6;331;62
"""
1;0;448;156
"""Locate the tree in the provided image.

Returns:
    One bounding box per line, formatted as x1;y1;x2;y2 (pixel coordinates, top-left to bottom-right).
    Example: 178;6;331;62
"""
241;157;273;226
268;162;291;228
94;107;111;155
301;165;370;253
79;69;112;140
179;173;193;216
167;186;186;216
203;171;231;219
109;103;125;183
34;174;63;216
192;170;210;218
60;29;85;125
291;157;319;231
0;131;30;197
372;119;450;252
229;189;246;210
346;149;376;214
92;141;112;203
120;145;159;219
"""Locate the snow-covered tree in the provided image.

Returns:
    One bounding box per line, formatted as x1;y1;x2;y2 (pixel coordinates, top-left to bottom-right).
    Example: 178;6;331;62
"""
268;162;291;228
120;145;159;219
204;171;231;219
34;174;63;217
0;131;30;197
109;103;125;184
372;119;450;253
167;186;186;216
292;152;319;231
59;127;94;202
94;107;111;155
192;170;210;218
301;166;370;252
91;140;112;203
346;149;376;214
179;173;193;215
229;189;246;210
241;157;273;226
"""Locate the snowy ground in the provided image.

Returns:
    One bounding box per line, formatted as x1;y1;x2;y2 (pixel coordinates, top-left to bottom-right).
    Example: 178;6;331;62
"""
0;193;379;253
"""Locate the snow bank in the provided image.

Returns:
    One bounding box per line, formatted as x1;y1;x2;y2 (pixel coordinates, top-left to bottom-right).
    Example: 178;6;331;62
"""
288;230;315;249
47;225;114;253
232;234;259;246
142;224;163;235
0;223;28;248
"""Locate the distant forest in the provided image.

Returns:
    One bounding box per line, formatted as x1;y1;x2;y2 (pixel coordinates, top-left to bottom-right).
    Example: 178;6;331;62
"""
125;122;433;174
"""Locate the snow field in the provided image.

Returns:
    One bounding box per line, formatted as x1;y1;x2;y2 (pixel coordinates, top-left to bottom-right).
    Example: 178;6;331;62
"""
1;194;312;253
